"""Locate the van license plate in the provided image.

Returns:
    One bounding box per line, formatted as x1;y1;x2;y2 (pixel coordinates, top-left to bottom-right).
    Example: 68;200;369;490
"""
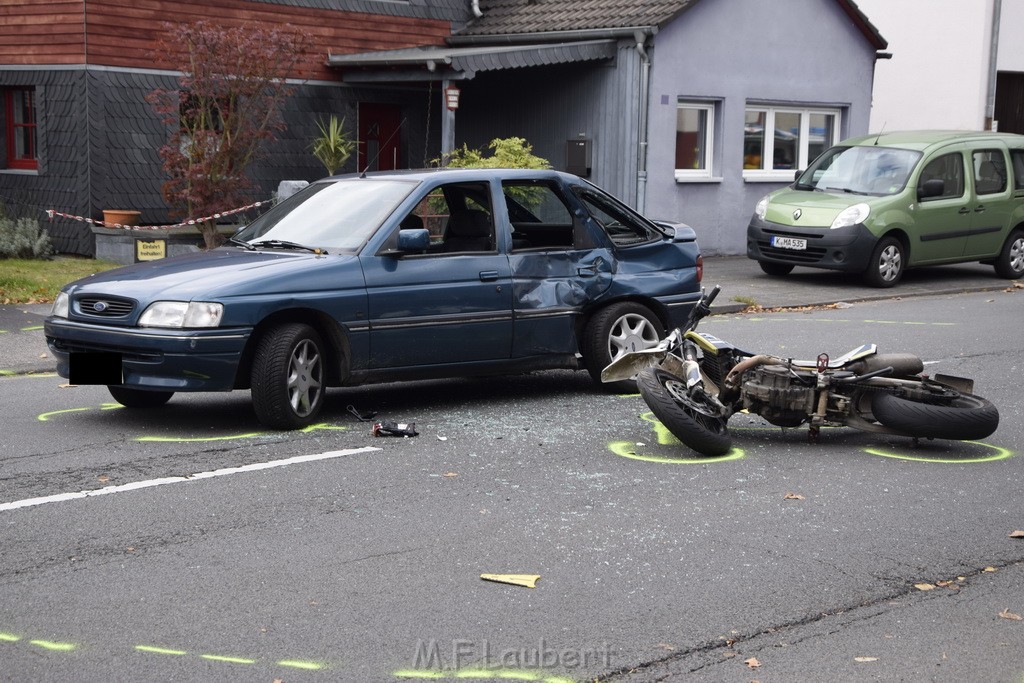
771;236;807;250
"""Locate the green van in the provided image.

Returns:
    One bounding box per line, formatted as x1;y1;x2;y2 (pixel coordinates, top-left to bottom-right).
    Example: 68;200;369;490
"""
746;130;1024;287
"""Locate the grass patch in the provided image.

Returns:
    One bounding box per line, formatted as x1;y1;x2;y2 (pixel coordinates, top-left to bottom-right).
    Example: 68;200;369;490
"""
731;295;760;307
0;256;122;304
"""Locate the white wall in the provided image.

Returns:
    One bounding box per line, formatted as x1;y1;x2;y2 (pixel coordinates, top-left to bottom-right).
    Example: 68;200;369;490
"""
998;0;1024;71
857;0;994;131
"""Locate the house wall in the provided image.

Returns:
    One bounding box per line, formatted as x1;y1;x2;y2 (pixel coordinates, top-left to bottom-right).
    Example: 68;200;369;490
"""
0;1;86;66
644;0;878;255
454;41;644;205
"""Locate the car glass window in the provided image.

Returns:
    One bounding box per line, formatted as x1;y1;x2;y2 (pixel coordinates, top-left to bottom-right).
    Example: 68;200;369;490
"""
797;145;921;196
1010;149;1024;191
917;152;965;200
502;180;575;251
421;182;496;253
235;178;417;251
972;149;1007;195
575;188;659;246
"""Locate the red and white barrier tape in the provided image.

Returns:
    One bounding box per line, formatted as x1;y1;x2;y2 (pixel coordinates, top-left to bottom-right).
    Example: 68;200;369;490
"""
45;200;271;231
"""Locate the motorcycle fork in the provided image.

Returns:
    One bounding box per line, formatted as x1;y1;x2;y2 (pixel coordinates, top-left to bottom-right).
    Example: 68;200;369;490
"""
809;353;831;442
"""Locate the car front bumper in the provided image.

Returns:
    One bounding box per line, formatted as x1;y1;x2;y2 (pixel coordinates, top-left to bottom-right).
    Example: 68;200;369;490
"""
746;218;879;272
44;318;252;391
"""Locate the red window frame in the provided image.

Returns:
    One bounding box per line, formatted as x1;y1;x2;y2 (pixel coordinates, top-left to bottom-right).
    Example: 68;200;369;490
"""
5;87;38;170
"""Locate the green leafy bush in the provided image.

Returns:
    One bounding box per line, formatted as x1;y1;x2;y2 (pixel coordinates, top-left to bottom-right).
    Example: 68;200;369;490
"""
442;136;551;170
0;216;53;260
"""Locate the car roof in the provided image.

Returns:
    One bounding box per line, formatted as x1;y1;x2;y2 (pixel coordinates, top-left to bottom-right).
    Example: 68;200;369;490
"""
839;130;1024;152
323;167;580;183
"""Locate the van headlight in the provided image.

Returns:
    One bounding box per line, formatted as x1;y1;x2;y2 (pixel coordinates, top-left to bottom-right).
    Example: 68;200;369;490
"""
51;292;70;318
139;301;224;328
754;195;769;221
830;203;870;229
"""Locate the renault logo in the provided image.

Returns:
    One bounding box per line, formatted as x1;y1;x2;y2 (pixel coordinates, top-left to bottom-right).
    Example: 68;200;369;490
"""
793;209;802;221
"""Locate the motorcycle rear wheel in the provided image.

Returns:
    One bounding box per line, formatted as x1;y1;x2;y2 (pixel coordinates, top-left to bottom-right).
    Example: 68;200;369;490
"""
871;391;999;441
636;368;732;456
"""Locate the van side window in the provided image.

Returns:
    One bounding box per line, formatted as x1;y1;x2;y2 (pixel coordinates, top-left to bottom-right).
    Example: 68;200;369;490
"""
972;149;1008;195
918;153;964;200
1011;149;1024;191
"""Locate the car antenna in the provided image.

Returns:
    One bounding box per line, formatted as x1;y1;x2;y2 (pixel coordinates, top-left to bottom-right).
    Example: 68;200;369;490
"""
360;117;408;178
873;122;887;146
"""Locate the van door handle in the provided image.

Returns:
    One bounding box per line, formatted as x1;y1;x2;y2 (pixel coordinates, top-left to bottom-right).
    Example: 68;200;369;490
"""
974;205;986;213
958;207;971;214
479;270;499;281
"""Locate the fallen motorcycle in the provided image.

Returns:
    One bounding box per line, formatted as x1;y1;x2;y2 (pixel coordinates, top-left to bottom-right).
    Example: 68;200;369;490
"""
602;285;999;456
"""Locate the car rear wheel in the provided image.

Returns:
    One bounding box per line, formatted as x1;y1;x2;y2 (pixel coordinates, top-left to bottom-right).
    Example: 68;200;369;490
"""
583;301;662;394
251;323;325;429
759;261;795;277
993;229;1024;279
107;386;174;408
863;235;905;288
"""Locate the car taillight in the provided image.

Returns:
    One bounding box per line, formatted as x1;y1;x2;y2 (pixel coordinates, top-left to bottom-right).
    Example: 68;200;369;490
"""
696;255;704;283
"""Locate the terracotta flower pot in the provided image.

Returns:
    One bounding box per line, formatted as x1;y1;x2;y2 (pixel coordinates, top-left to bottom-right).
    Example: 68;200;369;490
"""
102;210;142;227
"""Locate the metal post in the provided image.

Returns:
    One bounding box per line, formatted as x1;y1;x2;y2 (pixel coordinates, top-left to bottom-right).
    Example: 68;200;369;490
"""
440;79;456;165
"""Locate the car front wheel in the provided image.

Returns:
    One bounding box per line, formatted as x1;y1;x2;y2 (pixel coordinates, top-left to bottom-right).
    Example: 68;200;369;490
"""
251;323;326;429
108;386;174;408
583;301;662;393
759;261;795;277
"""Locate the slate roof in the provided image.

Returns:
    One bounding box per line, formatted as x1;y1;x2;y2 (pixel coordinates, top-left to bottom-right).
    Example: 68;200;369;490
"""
453;0;886;49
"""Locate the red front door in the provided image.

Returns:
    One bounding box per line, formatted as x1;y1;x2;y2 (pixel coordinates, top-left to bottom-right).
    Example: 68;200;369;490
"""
358;103;402;172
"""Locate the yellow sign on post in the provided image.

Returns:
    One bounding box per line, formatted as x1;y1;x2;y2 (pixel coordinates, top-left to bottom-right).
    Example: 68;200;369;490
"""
136;239;166;262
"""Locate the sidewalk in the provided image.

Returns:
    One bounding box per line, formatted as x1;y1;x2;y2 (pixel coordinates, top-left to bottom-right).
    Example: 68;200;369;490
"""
0;256;1013;376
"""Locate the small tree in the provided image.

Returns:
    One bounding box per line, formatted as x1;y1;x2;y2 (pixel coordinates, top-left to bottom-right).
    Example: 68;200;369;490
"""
147;21;304;248
441;136;551;171
311;115;357;176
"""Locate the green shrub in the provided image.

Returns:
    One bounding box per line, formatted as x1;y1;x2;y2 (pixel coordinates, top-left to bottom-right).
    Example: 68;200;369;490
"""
0;216;54;259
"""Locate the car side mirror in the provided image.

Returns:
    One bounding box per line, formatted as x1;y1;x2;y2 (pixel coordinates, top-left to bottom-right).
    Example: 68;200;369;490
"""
794;170;803;182
918;178;945;200
380;228;430;257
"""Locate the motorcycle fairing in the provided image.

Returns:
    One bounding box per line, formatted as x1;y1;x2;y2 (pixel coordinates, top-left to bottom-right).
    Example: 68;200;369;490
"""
684;331;736;355
790;343;877;369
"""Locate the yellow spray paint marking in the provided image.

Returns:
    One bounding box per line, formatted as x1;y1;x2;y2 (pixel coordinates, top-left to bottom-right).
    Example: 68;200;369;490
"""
200;653;257;664
136;644;188;655
607;412;744;463
20;325;44;332
0;632;21;642
30;639;77;652
38;403;122;422
742;317;957;327
278;659;326;670
863;442;1014;463
137;423;349;443
0;369;14;376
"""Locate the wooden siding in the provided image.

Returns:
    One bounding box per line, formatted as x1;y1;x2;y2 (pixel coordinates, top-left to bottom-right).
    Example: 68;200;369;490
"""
0;1;86;65
0;1;451;81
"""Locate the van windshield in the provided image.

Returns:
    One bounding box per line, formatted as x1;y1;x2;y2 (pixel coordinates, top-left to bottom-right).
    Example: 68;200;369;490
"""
795;145;922;196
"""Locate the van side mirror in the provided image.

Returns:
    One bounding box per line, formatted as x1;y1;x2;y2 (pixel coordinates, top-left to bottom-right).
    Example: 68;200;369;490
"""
918;178;945;200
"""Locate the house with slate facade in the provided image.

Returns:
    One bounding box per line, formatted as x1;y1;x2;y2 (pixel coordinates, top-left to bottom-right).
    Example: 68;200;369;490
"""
1;0;886;256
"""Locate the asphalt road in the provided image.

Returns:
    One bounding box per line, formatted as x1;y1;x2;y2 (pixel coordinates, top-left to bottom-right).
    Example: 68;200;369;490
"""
1;288;1022;682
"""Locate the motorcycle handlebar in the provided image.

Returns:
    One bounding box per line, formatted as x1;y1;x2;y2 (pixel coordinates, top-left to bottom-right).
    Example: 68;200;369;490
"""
703;285;721;307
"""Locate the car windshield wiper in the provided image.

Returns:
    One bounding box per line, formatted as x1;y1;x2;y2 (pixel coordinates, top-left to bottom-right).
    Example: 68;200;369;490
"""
251;239;328;255
228;236;256;251
822;186;868;195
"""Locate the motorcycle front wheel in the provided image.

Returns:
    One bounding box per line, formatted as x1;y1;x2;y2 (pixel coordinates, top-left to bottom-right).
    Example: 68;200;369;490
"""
636;368;732;456
871;391;999;441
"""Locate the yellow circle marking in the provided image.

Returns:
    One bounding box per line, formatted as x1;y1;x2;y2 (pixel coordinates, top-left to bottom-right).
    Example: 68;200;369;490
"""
863;442;1013;463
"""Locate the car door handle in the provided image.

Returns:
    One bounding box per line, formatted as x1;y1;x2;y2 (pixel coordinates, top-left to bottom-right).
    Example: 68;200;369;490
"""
958;207;971;214
974;205;986;213
577;264;599;277
479;270;499;281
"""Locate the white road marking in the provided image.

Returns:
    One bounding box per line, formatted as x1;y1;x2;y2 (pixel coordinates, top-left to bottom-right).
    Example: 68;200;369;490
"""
0;446;380;513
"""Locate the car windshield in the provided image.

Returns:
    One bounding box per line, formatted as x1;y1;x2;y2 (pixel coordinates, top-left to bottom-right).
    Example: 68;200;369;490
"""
796;145;922;196
234;178;418;251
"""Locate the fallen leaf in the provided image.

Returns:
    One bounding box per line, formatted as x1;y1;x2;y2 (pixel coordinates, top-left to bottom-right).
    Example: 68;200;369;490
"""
657;643;676;651
915;583;936;591
854;656;878;662
721;651;737;658
984;567;998;573
443;472;458;477
98;475;110;483
783;492;805;500
125;547;135;552
1010;530;1024;539
744;657;760;669
998;608;1022;621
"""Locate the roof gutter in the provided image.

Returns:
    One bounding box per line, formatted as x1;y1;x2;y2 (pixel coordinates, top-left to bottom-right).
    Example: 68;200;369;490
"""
447;26;657;46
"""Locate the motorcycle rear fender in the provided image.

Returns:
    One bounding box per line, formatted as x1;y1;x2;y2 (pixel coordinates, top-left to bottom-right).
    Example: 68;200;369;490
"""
933;373;974;395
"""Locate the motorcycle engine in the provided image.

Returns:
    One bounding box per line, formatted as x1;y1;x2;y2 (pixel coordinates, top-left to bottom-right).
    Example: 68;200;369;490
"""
741;365;815;428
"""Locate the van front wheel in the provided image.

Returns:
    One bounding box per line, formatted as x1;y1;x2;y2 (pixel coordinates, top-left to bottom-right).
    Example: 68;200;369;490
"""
993;229;1024;279
863;236;905;288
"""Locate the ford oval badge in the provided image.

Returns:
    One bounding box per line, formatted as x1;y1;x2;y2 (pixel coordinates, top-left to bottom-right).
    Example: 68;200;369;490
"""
93;301;108;312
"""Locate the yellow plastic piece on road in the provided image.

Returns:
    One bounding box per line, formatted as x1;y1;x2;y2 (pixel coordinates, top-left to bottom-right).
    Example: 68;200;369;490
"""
480;574;541;588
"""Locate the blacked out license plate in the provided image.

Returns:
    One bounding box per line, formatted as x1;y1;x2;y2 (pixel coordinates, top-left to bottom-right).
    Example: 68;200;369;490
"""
69;352;123;385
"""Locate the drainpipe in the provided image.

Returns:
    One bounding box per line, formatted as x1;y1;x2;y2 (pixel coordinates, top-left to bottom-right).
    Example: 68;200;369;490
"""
984;0;1002;130
634;29;652;212
471;0;482;18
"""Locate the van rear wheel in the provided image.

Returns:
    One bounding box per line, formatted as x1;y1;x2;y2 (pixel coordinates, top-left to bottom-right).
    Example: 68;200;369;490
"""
993;229;1024;279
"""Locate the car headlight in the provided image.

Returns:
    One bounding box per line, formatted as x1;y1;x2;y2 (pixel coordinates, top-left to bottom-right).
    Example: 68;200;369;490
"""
830;203;870;230
139;301;224;328
51;292;70;318
754;195;769;221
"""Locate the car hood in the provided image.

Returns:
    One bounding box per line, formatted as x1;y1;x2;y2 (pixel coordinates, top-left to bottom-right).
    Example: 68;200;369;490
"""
65;248;357;302
764;189;872;228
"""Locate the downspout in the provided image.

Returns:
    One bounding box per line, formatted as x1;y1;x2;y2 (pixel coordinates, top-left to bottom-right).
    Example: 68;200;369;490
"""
634;29;652;212
984;0;1001;130
471;0;482;18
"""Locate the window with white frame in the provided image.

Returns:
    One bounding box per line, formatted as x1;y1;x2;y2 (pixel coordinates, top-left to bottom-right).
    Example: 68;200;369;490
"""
743;105;840;180
675;101;715;179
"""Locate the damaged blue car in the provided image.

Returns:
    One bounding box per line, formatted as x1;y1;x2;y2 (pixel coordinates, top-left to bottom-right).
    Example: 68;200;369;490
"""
45;168;703;428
